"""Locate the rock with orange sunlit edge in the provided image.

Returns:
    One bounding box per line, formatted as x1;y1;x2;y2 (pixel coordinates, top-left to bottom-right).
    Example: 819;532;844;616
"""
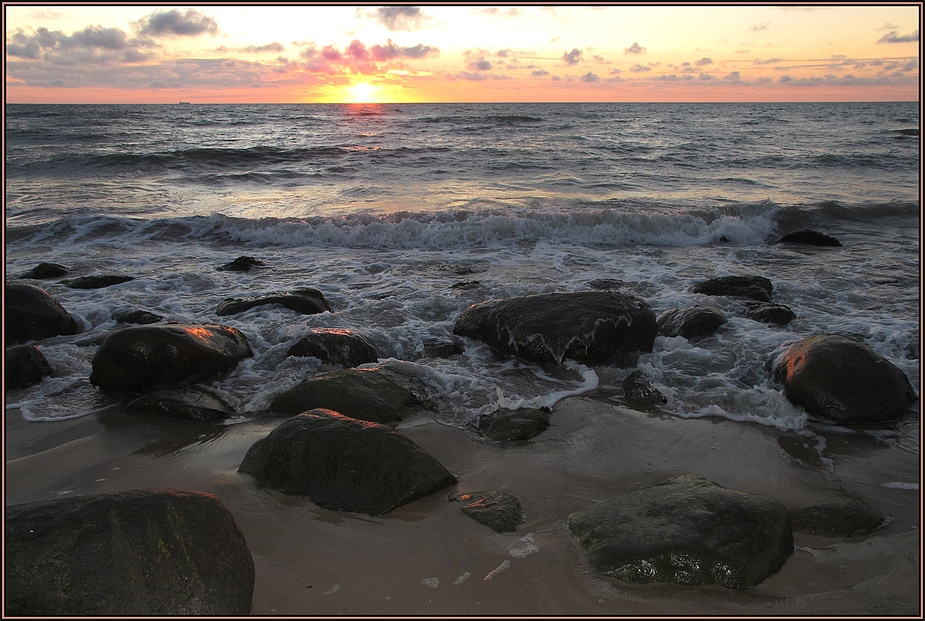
451;490;525;533
269;365;432;424
772;333;916;425
239;409;456;516
89;323;252;394
286;327;379;368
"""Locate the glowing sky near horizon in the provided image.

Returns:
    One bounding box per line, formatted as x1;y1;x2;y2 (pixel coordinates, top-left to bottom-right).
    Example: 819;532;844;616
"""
4;4;921;103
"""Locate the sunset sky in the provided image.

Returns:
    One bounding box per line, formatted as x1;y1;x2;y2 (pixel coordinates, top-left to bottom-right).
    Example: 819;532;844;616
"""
4;4;921;103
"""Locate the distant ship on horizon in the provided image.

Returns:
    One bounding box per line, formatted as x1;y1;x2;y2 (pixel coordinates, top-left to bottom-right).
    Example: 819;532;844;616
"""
178;101;191;104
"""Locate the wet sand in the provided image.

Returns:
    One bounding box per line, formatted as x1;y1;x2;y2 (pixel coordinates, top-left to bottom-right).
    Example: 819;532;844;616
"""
4;396;921;616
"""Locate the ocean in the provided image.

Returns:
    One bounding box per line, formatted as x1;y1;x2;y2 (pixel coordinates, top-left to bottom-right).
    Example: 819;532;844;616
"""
4;101;920;444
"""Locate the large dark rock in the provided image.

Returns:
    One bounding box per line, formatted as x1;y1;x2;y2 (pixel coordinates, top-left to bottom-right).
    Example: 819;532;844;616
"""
453;490;525;533
776;230;843;247
20;262;68;279
239;409;456;516
453;291;657;364
567;474;793;589
6;282;81;345
477;407;550;442
772;334;916;425
657;306;727;339
216;288;330;317
5;489;254;616
66;275;135;289
269;365;430;424
692;276;773;303
126;386;236;422
286;328;379;368
89;324;252;394
6;345;53;389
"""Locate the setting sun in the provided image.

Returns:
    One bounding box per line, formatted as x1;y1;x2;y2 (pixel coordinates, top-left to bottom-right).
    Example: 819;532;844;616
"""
348;82;378;104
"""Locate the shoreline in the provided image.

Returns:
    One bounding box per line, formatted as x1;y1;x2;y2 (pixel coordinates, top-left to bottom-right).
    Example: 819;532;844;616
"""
4;396;920;616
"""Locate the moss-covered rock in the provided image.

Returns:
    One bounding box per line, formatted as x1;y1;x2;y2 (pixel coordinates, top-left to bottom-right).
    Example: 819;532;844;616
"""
567;474;793;589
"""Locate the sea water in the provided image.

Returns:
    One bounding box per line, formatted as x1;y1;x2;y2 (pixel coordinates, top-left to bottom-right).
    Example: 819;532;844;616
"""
4;102;920;447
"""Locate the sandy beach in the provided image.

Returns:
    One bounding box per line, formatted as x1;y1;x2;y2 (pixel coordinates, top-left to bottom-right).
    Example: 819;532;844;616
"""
5;394;920;617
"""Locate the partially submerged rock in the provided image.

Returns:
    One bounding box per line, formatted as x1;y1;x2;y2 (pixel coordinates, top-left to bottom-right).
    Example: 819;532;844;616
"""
219;256;265;272
623;369;667;408
287;328;379;368
772;334;916;425
66;275;135;289
239;409;456;516
742;301;796;326
477;407;550;442
6;282;81;345
5;489;255;616
453;291;657;365
453;490;525;533
423;336;466;359
692;275;773;303
113;309;164;325
126;386;236;422
6;345;53;390
216;288;330;317
567;474;793;589
90;323;252;394
776;230;842;247
20;262;68;279
657;306;727;339
269;365;431;424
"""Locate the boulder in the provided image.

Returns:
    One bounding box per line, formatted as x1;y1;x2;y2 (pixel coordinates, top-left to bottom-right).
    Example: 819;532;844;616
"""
5;489;254;616
20;262;68;279
453;490;525;533
776;230;842;247
6;282;81;344
269;365;430;424
6;345;53;389
567;474;793;589
286;328;379;368
453;291;657;364
89;324;252;394
216;288;330;317
218;256;265;272
742;302;796;326
790;493;884;537
657;306;727;339
126;386;236;422
66;275;135;289
238;409;456;516
477;407;550;442
772;334;916;424
692;276;773;303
